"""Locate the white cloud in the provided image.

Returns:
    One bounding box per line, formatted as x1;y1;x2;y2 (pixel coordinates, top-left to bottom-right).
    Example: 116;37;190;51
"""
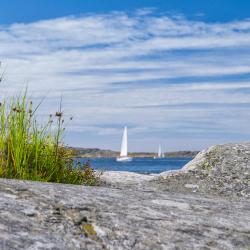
1;10;250;151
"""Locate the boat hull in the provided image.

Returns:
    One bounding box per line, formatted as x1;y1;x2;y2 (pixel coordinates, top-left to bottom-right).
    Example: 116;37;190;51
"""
116;156;133;162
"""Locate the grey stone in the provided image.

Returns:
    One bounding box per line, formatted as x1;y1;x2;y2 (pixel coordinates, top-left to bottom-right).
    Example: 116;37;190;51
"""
100;171;155;187
1;142;250;249
1;177;250;250
184;183;199;190
155;142;250;199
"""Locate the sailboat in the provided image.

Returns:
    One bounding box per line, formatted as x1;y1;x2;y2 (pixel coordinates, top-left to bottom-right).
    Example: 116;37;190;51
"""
116;126;133;162
154;145;163;159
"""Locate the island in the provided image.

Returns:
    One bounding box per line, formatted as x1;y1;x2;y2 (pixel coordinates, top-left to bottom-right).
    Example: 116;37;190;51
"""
69;147;199;158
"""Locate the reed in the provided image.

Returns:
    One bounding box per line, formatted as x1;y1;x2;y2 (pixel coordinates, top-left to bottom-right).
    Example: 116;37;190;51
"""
0;91;98;185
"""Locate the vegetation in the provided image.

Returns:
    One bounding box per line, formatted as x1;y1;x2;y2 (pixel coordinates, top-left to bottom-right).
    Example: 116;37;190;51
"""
0;90;98;185
71;147;199;158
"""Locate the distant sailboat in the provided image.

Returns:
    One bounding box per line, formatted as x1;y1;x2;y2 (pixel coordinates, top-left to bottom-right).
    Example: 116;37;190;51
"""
154;145;163;159
158;145;162;158
116;126;133;162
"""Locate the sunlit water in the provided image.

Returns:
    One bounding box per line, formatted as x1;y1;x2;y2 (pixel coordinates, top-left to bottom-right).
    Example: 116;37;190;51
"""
75;157;193;174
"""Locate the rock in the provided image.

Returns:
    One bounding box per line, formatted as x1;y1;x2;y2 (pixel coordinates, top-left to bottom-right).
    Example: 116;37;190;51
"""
1;142;250;249
156;142;250;199
100;171;155;187
0;178;250;249
184;183;199;190
100;142;250;199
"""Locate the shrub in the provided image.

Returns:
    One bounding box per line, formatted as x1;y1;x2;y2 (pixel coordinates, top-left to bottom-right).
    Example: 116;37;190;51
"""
0;91;98;185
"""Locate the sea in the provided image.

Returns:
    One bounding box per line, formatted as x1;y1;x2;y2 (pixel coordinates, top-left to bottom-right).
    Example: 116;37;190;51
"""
75;157;193;174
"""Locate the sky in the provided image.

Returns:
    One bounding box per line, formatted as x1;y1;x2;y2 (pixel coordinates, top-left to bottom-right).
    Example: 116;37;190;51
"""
0;0;250;152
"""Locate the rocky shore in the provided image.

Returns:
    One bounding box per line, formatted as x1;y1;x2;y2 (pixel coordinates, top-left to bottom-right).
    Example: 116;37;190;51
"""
0;142;250;249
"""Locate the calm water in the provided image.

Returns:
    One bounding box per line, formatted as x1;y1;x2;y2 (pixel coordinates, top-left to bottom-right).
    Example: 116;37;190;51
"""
75;157;193;174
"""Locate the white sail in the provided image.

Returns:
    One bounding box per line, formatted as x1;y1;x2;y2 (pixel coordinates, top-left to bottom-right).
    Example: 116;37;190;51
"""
158;145;162;158
120;126;128;157
117;126;132;162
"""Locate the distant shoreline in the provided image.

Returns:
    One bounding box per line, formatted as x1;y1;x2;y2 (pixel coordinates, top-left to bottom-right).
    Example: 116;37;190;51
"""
69;147;199;159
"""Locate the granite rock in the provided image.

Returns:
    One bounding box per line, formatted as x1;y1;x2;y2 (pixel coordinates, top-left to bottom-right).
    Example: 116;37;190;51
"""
1;142;250;249
0;177;250;249
156;142;250;199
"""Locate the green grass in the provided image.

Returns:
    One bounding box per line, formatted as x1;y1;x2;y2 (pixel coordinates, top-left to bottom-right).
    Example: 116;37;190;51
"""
0;91;98;185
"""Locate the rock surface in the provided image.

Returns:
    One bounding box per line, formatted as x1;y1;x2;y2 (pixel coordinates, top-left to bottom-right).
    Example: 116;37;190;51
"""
1;178;250;250
155;142;250;199
100;171;156;187
1;142;250;249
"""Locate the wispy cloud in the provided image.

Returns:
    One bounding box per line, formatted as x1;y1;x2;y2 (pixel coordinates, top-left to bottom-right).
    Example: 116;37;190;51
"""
0;10;250;151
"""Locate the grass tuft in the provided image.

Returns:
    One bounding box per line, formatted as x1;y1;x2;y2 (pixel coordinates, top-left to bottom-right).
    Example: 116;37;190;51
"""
0;90;98;185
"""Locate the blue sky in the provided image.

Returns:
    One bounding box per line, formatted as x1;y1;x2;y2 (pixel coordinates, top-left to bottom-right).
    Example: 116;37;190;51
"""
1;0;250;23
1;1;250;152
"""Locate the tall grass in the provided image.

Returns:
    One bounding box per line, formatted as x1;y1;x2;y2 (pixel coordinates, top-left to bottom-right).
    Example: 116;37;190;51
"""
0;91;98;185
